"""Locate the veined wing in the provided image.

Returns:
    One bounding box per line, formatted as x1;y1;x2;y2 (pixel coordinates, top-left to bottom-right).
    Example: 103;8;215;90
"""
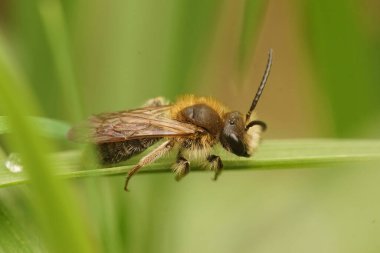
68;105;203;143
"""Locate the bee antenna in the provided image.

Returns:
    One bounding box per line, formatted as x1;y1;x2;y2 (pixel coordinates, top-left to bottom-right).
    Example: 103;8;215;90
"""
245;120;267;132
245;49;273;122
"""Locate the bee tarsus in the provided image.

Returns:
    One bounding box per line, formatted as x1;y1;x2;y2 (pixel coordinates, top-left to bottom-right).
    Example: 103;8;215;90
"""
207;155;223;181
173;155;190;181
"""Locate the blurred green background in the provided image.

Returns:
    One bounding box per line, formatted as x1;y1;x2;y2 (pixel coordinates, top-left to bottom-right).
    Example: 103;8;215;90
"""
0;0;380;252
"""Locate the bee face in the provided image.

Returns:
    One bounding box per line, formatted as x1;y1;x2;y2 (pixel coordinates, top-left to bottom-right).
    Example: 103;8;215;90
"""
220;111;250;157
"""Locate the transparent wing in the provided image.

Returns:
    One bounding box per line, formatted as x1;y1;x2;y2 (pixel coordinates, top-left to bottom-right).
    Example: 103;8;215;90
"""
68;105;202;143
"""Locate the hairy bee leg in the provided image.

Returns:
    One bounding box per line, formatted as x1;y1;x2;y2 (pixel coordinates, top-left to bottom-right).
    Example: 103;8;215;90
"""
124;140;174;191
207;155;223;181
172;154;190;181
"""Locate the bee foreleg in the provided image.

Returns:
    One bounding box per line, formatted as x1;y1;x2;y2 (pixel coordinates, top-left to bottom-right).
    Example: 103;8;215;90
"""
207;155;223;181
172;152;190;181
124;140;174;191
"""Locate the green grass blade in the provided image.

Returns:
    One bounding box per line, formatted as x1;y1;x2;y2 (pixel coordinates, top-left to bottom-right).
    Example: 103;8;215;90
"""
0;202;35;253
165;0;224;95
237;0;267;74
1;139;379;188
37;0;83;121
301;0;379;137
0;37;95;253
0;116;70;139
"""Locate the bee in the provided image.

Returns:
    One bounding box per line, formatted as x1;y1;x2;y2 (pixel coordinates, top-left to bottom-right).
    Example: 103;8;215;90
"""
68;49;273;191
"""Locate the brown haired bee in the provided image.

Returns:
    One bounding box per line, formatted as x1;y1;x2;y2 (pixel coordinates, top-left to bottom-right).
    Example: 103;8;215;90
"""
69;49;273;191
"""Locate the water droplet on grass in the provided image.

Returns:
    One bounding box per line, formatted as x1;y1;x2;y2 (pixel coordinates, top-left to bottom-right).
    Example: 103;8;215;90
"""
4;153;23;173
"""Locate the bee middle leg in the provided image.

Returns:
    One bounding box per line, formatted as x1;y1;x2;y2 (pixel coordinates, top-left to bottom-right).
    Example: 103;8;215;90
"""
172;152;190;181
207;155;223;181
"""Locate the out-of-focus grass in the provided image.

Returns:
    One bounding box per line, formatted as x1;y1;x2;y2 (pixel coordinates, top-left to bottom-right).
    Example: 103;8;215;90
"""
301;0;380;137
0;202;35;253
0;35;95;253
0;116;70;139
37;0;83;121
238;0;267;75
164;0;223;95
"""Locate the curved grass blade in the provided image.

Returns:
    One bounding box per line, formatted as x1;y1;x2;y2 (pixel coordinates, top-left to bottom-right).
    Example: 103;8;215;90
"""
0;36;96;253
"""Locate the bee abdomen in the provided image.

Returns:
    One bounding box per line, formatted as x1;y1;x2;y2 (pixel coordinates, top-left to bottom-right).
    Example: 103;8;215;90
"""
98;138;160;164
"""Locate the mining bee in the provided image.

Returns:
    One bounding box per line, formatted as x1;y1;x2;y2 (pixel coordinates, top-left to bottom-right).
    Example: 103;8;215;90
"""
69;49;273;191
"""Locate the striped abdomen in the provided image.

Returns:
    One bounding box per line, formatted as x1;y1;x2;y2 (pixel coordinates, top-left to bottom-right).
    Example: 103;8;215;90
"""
98;138;160;164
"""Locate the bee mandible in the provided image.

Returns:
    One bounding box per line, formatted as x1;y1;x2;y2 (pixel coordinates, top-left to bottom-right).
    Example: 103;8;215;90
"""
68;49;273;191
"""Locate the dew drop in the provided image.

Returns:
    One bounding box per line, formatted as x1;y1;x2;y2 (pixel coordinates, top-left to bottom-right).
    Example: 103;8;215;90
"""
4;153;23;173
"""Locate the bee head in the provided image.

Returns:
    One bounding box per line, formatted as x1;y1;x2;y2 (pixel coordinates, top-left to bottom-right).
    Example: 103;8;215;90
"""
220;49;272;157
220;111;250;157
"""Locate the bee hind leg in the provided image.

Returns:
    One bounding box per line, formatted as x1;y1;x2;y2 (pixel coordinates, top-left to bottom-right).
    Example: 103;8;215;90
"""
172;153;190;181
124;140;174;191
207;155;223;181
